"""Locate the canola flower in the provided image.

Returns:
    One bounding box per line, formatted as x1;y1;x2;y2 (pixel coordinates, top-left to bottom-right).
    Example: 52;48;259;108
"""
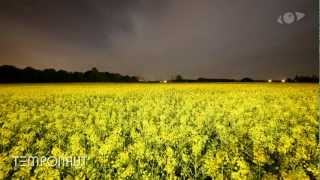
0;83;318;179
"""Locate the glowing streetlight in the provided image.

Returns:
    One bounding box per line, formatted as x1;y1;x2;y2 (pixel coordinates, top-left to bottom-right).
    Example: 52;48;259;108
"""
268;79;272;83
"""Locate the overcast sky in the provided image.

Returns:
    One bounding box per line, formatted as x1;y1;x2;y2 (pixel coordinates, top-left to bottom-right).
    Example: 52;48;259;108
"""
0;0;317;80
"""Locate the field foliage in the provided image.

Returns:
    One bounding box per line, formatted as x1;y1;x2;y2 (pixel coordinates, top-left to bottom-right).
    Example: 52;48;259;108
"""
0;83;319;179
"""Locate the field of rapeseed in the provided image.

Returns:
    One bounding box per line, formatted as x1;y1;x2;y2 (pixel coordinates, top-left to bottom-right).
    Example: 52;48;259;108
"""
0;83;318;179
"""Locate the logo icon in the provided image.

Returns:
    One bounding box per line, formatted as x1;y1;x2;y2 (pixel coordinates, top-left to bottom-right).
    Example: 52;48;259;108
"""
277;12;305;24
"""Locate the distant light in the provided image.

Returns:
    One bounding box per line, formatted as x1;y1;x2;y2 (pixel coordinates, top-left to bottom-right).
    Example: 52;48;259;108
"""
281;79;286;83
163;80;168;83
268;79;272;83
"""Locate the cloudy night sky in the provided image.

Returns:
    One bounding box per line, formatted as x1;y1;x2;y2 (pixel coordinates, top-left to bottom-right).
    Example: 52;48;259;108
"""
0;0;317;80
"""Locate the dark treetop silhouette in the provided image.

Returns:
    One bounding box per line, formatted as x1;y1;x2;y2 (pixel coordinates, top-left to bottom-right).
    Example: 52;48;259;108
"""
0;65;138;83
0;65;317;83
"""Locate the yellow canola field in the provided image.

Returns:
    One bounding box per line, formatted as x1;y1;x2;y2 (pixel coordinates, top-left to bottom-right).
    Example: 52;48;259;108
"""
0;83;318;179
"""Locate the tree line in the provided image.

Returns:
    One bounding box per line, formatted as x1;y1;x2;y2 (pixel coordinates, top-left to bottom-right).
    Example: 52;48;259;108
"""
0;65;318;83
170;75;319;83
0;65;138;83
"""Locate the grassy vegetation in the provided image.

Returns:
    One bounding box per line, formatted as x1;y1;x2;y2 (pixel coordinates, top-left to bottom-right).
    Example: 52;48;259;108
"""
0;83;318;179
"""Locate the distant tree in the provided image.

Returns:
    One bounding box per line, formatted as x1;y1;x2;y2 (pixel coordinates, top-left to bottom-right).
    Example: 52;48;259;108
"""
91;67;98;73
56;70;69;82
294;74;319;83
84;67;102;82
286;78;294;83
131;76;139;82
42;69;57;82
175;74;184;82
0;65;20;82
241;77;254;82
22;67;41;82
71;72;84;82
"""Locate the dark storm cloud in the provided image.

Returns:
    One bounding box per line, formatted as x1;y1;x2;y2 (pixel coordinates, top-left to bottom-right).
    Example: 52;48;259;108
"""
0;0;139;48
0;0;317;80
